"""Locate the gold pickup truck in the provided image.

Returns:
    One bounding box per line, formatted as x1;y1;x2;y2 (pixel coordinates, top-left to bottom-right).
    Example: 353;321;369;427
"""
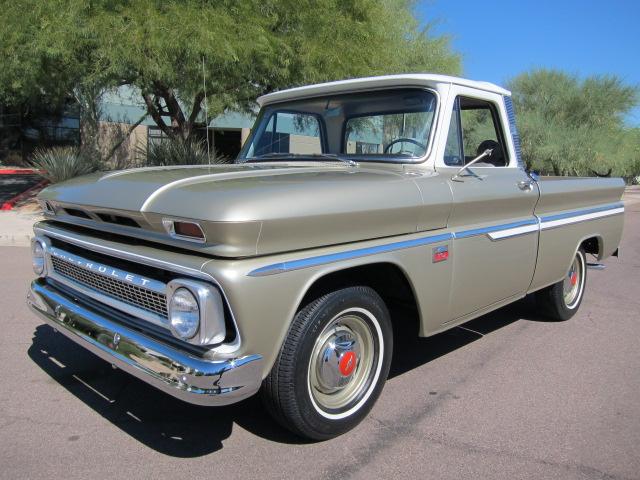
27;74;625;440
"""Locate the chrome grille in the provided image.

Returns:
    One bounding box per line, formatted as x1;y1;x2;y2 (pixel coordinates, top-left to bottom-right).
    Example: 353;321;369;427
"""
51;256;168;317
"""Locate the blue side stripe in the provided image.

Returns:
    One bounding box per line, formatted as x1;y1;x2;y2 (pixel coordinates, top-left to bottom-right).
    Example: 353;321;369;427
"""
248;202;623;277
249;233;453;276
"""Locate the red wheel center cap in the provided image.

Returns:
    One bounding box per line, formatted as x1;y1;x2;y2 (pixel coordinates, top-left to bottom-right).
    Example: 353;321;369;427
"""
570;272;578;286
339;351;357;377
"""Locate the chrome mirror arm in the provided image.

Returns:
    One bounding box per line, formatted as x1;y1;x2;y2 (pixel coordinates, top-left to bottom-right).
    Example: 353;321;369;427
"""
451;149;493;181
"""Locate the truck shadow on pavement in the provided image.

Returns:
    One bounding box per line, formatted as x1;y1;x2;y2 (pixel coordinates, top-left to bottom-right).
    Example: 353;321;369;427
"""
28;295;551;457
389;295;548;379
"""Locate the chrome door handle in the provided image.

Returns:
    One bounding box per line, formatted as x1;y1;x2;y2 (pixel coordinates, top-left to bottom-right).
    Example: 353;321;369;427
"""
517;180;534;191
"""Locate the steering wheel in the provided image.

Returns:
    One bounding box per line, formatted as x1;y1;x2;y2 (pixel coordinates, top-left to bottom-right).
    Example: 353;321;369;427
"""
384;138;427;155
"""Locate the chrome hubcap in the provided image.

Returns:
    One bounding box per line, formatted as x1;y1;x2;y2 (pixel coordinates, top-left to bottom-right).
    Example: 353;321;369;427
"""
563;255;582;307
308;312;376;412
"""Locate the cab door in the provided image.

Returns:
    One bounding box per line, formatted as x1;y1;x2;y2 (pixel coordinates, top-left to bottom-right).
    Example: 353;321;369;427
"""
438;88;540;320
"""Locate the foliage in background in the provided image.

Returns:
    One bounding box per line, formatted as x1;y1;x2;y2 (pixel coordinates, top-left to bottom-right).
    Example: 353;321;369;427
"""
142;138;223;167
29;147;99;183
508;69;639;178
0;0;460;142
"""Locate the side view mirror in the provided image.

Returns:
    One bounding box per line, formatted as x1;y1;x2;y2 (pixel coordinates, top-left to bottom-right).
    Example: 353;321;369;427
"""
527;170;540;181
451;149;493;182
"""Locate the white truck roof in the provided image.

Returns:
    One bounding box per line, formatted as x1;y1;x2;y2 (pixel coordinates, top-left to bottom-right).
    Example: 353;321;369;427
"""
257;74;511;106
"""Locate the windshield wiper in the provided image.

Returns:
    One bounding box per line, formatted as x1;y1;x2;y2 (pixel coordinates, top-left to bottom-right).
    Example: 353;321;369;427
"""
244;153;358;167
309;153;358;167
242;153;296;163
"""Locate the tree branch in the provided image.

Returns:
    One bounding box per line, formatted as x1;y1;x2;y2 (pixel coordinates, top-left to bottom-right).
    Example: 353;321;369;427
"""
142;92;174;138
152;82;187;136
188;91;206;127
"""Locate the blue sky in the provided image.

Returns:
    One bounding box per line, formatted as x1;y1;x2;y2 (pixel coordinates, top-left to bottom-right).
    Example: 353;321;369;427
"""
417;0;640;126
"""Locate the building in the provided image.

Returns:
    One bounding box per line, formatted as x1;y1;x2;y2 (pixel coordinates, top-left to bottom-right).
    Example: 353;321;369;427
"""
99;88;255;167
0;86;255;167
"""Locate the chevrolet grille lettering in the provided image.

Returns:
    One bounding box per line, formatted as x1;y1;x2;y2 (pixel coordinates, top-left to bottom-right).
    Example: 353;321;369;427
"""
48;246;158;290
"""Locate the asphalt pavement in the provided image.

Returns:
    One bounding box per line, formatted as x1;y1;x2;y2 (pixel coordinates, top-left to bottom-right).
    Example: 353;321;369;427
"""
0;174;42;204
0;204;639;479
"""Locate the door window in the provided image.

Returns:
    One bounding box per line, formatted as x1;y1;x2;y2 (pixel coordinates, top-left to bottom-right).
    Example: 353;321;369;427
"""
444;96;508;167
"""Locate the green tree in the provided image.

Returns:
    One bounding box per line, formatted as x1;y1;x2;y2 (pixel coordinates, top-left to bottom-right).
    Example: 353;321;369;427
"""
0;0;460;142
508;69;638;177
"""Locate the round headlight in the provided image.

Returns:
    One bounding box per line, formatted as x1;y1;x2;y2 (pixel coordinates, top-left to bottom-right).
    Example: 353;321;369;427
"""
168;287;200;339
31;239;45;276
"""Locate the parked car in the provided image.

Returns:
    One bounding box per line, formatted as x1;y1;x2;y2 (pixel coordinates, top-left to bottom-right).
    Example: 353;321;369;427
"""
27;74;625;440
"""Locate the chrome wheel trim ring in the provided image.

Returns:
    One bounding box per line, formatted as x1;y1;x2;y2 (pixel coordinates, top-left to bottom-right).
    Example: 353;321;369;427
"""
563;253;585;309
307;307;383;420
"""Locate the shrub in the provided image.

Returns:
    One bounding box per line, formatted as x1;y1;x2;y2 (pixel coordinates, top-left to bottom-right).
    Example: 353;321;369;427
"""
143;137;223;166
29;146;99;183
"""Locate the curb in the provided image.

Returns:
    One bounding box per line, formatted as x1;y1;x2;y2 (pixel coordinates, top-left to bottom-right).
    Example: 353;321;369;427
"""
1;179;49;211
0;168;44;175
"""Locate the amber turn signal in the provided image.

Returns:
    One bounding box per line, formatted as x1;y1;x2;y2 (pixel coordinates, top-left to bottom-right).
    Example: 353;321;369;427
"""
162;218;206;242
174;221;205;239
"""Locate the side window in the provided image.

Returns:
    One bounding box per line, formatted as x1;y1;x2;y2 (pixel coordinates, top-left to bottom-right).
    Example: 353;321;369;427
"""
444;98;463;166
458;97;508;167
443;96;509;167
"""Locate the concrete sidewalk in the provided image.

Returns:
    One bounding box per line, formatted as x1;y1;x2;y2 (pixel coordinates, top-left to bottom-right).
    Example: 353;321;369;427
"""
0;210;43;246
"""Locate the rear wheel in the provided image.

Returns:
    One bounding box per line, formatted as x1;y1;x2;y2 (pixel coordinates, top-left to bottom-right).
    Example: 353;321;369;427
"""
261;286;393;440
536;248;587;320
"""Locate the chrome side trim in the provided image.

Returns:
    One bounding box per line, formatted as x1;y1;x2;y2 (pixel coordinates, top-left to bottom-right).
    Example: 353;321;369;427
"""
539;203;624;230
248;233;454;277
486;220;540;241
455;219;538;240
27;280;262;406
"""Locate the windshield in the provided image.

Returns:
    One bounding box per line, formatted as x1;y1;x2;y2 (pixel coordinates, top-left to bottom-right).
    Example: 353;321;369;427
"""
239;89;437;162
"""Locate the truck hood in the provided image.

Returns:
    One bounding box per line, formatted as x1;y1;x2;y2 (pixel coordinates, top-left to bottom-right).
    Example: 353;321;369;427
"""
39;163;450;257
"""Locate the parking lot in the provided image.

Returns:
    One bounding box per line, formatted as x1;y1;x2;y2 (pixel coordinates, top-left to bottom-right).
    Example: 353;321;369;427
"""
1;201;639;479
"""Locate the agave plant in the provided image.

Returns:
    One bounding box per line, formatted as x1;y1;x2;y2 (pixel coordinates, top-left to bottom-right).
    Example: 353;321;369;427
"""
143;137;223;166
29;147;99;183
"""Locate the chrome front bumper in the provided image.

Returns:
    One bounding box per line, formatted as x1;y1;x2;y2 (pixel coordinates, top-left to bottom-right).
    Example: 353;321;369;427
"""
27;279;263;406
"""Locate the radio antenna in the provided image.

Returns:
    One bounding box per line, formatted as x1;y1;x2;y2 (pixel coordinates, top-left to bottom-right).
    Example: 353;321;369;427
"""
202;56;211;165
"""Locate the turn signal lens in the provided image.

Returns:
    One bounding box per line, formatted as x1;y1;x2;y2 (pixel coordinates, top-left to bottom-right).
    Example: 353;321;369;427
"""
162;218;206;242
174;221;205;239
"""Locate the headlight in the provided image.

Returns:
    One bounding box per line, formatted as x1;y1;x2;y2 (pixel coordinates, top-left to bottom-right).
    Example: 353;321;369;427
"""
31;238;46;276
168;287;200;339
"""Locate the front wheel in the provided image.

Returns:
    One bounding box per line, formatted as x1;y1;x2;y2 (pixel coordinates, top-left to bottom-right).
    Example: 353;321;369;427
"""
536;247;587;321
261;286;393;440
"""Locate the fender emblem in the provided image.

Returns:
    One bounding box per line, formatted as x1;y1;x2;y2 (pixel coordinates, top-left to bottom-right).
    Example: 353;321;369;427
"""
432;245;449;263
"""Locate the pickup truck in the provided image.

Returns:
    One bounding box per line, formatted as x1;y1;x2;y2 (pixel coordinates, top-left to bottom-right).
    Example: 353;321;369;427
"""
27;74;625;440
